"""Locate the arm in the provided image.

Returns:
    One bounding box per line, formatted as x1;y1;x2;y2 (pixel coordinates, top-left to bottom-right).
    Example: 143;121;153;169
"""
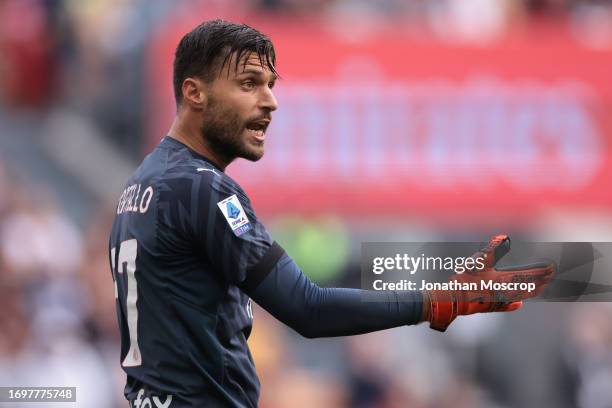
246;236;554;336
246;249;425;338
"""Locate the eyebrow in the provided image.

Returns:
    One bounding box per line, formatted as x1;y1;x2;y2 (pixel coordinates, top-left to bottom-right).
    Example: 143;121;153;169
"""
238;69;278;82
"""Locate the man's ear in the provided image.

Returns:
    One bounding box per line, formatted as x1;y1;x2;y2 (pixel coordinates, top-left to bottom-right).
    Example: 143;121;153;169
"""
181;77;207;109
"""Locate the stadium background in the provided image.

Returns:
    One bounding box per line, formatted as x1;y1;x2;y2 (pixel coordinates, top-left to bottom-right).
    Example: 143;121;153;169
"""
1;0;612;407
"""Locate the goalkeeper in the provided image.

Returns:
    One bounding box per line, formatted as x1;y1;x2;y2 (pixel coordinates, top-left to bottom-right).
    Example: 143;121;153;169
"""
109;19;555;408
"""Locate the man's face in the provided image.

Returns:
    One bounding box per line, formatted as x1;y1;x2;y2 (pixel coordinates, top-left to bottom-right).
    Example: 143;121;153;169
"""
200;52;278;163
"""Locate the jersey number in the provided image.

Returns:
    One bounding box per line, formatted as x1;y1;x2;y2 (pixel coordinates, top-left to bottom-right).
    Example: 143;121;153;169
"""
110;239;142;367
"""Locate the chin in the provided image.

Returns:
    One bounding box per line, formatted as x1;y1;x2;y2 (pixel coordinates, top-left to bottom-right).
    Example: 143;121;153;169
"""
246;151;264;162
239;147;264;162
239;140;265;161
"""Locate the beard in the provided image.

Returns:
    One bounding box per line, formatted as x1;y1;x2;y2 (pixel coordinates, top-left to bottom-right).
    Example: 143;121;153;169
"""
200;95;264;164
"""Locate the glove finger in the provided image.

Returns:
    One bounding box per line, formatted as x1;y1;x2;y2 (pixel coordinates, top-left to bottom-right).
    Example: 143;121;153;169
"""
497;262;556;284
468;235;510;273
489;234;511;266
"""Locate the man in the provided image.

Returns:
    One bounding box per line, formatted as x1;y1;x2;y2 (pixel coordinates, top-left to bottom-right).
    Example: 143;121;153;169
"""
109;19;554;407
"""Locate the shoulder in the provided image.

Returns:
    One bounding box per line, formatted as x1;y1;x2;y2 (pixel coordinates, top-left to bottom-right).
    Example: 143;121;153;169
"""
157;158;250;208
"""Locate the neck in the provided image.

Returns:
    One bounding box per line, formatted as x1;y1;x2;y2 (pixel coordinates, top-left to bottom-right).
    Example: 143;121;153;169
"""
167;115;229;171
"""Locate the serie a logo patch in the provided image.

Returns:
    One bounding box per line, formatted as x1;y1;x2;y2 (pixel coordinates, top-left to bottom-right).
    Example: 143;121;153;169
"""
217;194;252;236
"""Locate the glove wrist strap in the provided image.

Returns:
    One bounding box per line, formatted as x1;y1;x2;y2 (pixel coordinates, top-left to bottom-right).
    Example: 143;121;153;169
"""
427;290;458;332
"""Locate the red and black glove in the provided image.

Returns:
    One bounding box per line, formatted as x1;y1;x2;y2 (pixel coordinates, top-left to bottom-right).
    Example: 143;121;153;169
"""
423;235;555;332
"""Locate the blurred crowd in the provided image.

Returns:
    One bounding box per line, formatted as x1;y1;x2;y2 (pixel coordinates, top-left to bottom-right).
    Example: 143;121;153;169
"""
0;161;124;406
1;0;612;407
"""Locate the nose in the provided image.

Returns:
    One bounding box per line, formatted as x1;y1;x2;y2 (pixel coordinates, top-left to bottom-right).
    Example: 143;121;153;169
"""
259;86;278;112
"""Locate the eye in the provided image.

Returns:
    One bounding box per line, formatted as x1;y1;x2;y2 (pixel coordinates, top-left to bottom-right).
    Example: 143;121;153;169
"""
241;80;255;90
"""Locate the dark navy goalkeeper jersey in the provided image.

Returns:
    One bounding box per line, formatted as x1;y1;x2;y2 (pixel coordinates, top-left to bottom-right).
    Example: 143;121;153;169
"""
109;136;277;407
109;136;423;408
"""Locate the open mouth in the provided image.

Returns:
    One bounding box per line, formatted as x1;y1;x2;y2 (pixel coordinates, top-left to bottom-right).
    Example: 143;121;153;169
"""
245;120;269;142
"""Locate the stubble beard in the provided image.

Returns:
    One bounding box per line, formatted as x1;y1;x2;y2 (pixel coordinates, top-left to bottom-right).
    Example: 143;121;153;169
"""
201;95;264;164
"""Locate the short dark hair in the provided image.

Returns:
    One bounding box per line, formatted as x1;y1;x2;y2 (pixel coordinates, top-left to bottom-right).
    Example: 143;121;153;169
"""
172;19;278;105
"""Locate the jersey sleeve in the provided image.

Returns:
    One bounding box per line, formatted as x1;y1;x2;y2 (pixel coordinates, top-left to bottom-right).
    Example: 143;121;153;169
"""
250;252;424;338
191;171;282;287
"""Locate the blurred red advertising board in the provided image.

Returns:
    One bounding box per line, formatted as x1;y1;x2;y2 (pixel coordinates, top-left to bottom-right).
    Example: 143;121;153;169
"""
147;14;612;222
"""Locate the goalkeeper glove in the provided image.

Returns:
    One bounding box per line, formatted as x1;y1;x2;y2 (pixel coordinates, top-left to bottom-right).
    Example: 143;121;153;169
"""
423;234;555;332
